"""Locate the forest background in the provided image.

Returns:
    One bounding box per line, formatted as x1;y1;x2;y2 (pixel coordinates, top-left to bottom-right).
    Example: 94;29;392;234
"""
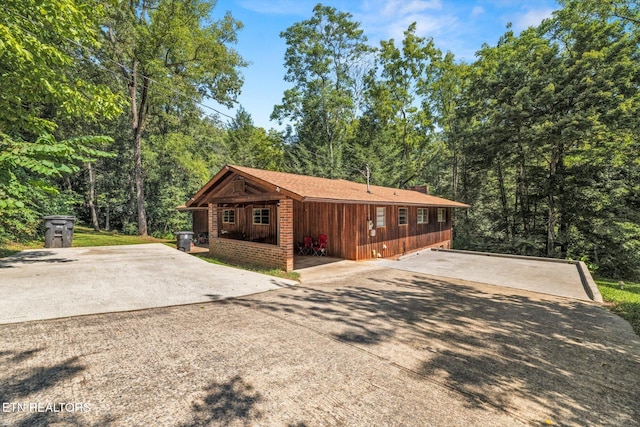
1;0;638;280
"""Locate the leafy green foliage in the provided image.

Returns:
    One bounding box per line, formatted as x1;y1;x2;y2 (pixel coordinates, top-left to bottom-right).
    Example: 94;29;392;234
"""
0;0;121;242
273;4;373;178
0;133;114;241
102;0;247;235
450;3;640;279
0;0;122;136
225;108;285;170
352;23;440;187
144;126;224;236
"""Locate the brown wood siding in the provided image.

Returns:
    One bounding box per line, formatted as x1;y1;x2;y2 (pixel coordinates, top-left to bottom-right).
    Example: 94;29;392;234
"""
363;205;451;259
193;210;209;234
293;202;452;260
217;204;277;244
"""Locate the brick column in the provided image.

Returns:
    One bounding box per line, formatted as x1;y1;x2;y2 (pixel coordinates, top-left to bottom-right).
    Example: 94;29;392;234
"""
278;199;294;271
208;203;218;255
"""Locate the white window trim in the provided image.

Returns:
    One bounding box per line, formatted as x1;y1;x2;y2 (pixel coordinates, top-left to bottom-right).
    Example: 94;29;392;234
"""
417;208;429;224
376;207;386;228
398;207;409;226
437;208;446;223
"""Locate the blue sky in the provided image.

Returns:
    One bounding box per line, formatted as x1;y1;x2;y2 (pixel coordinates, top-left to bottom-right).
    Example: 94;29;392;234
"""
210;0;559;129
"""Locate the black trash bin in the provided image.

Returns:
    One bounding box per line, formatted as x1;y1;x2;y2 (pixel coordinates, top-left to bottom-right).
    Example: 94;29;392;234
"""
43;216;76;248
175;231;194;252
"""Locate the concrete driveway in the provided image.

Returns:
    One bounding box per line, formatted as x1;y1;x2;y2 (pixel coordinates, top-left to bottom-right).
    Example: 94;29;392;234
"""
1;266;638;426
375;249;600;302
0;243;296;324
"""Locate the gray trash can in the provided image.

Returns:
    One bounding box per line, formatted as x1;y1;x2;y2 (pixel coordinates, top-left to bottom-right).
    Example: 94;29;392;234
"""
175;231;194;252
43;216;76;248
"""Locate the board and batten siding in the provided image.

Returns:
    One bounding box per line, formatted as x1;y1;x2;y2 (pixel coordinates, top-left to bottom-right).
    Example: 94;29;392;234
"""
293;201;452;260
217;204;278;244
193;210;209;235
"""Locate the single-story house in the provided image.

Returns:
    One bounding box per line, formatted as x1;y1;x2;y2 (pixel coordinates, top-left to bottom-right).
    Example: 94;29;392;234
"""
179;165;469;271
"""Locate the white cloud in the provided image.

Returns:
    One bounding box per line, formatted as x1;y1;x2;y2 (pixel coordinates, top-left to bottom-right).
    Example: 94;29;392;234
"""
362;0;441;13
236;0;317;15
384;0;443;15
511;8;554;32
379;13;456;41
356;0;455;44
471;6;484;18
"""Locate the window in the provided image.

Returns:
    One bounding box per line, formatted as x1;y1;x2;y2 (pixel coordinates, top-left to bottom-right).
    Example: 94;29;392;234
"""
437;208;446;223
398;207;408;226
376;207;386;228
253;208;270;225
222;209;235;224
417;208;428;224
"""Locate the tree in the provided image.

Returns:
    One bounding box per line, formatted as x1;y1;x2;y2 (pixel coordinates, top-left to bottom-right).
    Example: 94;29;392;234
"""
273;4;372;178
226;108;285;170
0;0;121;241
102;0;246;235
543;0;640;275
454;1;640;278
356;23;440;188
423;52;471;201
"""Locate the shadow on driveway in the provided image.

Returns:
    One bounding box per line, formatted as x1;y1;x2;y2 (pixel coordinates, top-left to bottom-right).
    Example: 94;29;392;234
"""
230;270;640;426
180;376;263;427
0;350;85;404
0;251;77;268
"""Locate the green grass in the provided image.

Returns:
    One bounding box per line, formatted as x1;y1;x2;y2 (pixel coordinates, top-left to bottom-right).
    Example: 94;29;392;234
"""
1;226;299;282
0;240;48;257
0;242;34;258
0;226;172;257
195;254;300;282
71;226;172;247
596;278;640;336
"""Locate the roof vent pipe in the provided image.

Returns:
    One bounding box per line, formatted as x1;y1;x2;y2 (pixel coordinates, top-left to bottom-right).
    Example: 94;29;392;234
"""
366;164;370;193
359;164;371;193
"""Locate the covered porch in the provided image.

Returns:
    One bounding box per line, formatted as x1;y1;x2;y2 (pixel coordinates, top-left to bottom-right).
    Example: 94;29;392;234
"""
207;197;294;272
214;201;279;245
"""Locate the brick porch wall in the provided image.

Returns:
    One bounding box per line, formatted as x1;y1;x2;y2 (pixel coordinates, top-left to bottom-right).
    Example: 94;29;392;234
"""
278;199;294;271
208;199;294;272
209;238;290;271
208;203;218;241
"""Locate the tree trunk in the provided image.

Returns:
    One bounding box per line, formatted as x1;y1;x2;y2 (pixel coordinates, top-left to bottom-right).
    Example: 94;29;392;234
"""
452;149;459;200
87;162;99;231
546;145;560;257
134;131;147;236
557;150;568;258
547;197;556;257
129;59;149;236
496;159;510;240
548;139;568;258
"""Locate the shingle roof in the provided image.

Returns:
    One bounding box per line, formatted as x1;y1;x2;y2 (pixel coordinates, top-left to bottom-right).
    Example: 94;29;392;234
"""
189;165;469;208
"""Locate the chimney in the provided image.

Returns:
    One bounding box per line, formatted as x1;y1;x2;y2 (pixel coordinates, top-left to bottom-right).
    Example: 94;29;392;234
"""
408;185;429;195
